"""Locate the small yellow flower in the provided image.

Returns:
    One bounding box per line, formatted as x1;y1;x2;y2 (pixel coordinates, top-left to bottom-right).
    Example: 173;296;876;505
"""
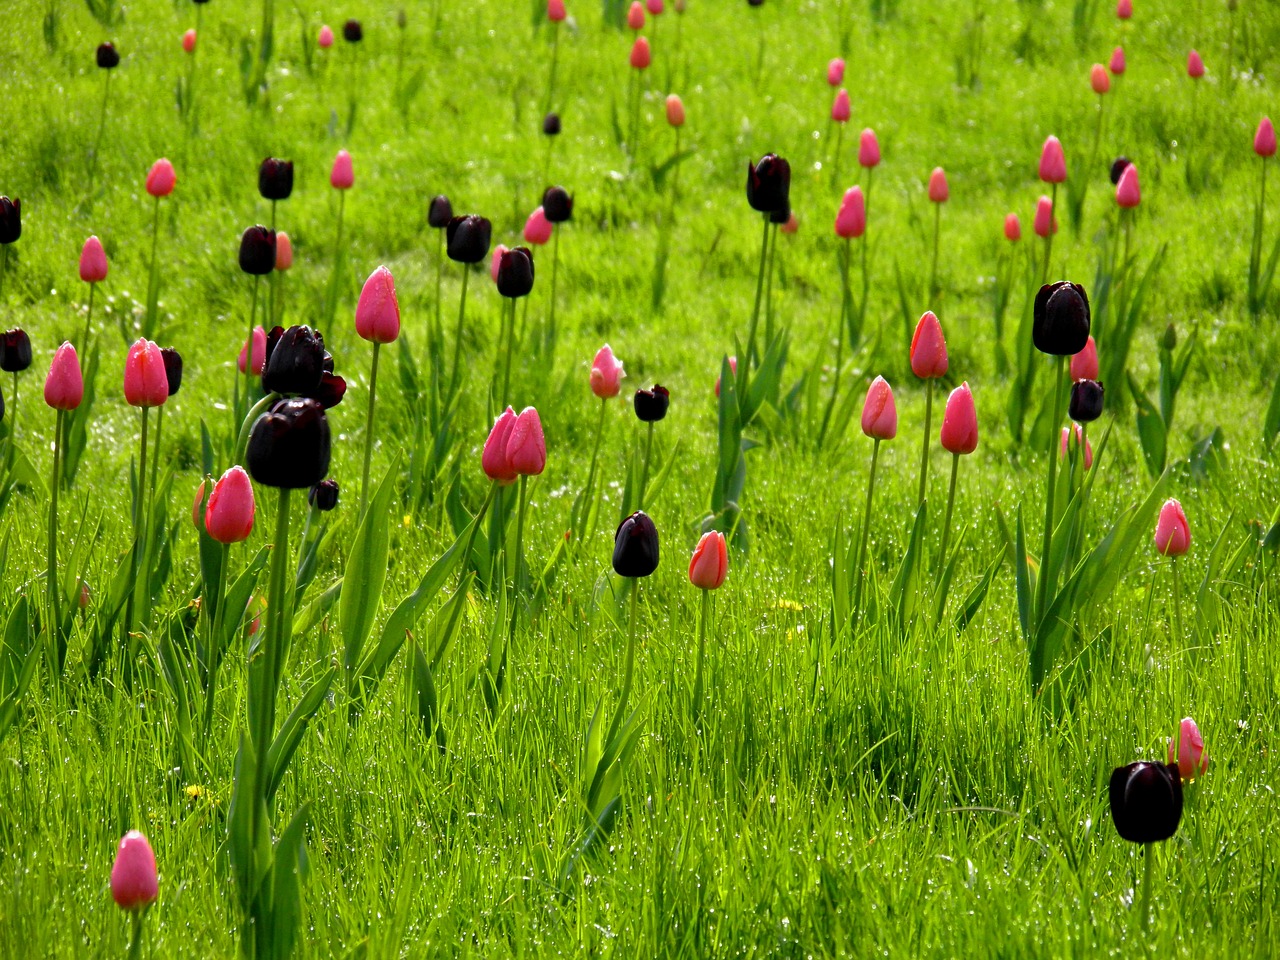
776;599;803;612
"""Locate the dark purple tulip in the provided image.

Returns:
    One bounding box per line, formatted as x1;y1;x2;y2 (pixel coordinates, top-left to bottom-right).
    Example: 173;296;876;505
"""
541;186;573;223
1110;156;1133;186
428;195;453;229
343;19;363;42
258;158;294;201
1109;761;1183;844
161;347;183;396
612;511;660;578
446;215;492;264
543;113;562;136
239;226;276;275
310;372;347;409
746;154;790;214
96;42;120;69
1033;281;1091;356
769;203;791;225
247;398;331;489
634;385;670;422
0;329;32;373
1069;380;1104;423
496;247;535;298
309;479;340;511
262;325;325;395
0;197;20;245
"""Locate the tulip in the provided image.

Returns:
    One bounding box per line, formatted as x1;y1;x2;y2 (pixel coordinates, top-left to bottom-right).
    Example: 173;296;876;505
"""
688;529;727;719
927;167;949;202
634;385;670;422
714;356;737;397
247;398;332;490
1253;121;1278;318
343;19;363;43
925;168;948;298
1034;281;1090;356
140;160;176;340
490;244;509;285
146;158;176;198
428;195;453;228
1187;49;1204;79
124;339;169;409
1155;499;1190;557
628;1;645;29
831;89;850;123
161;348;182;397
1005;213;1022;242
542;187;573;224
1255;117;1276;158
258;157;294;203
239;226;276;276
355;266;401;344
1091;63;1110;94
827;58;845;86
330;150;353;189
666;94;685;127
940;382;980;452
1110;762;1182;844
79;235;108;284
1034;195;1055;240
318;24;334;48
262;325;325;396
483;407;519;485
1110;156;1132;185
183;29;197;53
1059;424;1094;469
447;215;492;263
1039;136;1067;184
1115;0;1131;18
859;129;881;169
0;197;18;250
97;41;120;69
1116;163;1140;208
507;406;547;476
647;0;663;12
613;511;659;576
591;345;625;398
548;0;566;20
110;830;158;912
206;466;255;545
1167;717;1208;780
1071;336;1098;381
746;154;791;214
239;326;267;376
834;186;865;239
275;232;293;272
543;112;562;135
43;342;82;661
860;375;896;440
910;311;948;507
817;186;867;444
1110;46;1126;76
309;479;340;512
630;36;651;69
44;343;82;411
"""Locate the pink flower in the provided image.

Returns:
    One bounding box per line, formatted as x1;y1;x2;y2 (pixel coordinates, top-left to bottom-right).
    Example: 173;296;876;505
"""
1039;135;1067;184
647;0;664;13
182;29;197;54
330;150;353;190
79;235;109;283
714;356;737;397
547;0;567;21
939;382;978;455
145;158;176;198
483;407;519;485
1154;498;1190;556
628;1;645;29
355;265;401;343
123;338;169;408
666;94;685;127
205;466;255;544
1187;49;1205;79
1167;717;1208;780
860;376;897;440
1116;0;1132;19
1059;425;1093;469
318;25;335;48
781;211;799;234
110;831;158;912
524;206;553;245
827;58;845;87
507;406;547;476
1256;117;1277;158
1116;163;1141;208
590;344;625;398
238;325;267;375
44;342;84;410
1110;46;1126;76
630;36;651;70
910;311;948;379
1034;195;1055;238
859;129;881;168
1004;213;1022;242
1070;336;1098;381
490;244;509;284
1090;63;1110;95
689;531;728;590
831;89;851;124
927;167;949;203
275;232;293;271
834;186;866;239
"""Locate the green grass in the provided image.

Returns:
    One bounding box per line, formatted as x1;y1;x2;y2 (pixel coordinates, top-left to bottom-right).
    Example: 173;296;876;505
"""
2;0;1280;955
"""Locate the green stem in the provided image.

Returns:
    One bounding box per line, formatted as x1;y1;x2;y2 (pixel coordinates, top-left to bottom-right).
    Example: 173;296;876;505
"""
929;202;941;301
1171;556;1183;647
511;474;529;595
202;541;230;745
917;378;934;508
126;910;144;960
818;237;852;446
145;195;161;338
938;452;960;580
81;283;95;356
764;222;778;352
606;579;641;748
448;265;471;406
831;122;844;189
636;421;655;511
148;405;164;516
545;22;561;115
743;214;770;387
547;228;561;358
360;341;381;516
499;298;516;409
852;438;880;629
1036;356;1067;623
252;487;293;835
1042;181;1058;284
1139;843;1154;931
125;408;150;639
46;409;64;675
692;587;710;728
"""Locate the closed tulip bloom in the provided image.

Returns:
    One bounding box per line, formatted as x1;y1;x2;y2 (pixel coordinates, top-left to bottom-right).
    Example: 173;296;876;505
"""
79;235;109;283
239;226;276;275
355;266;401;343
483;406;519;484
490;244;509;284
206;466;255;543
497;247;536;298
96;42;120;69
782;211;799;233
634;384;670;422
548;0;567;20
1116;0;1132;18
542;186;574;223
714;356;737;397
447;215;492;263
309;478;340;511
1034;195;1055;238
859;129;881;169
263;325;326;395
1255;118;1277;158
0;198;19;245
330;150;353;189
428;195;453;228
689;530;728;589
343;19;363;42
507;406;547;476
1109;762;1183;844
628;1;645;29
275;232;293;271
860;375;897;440
1187;49;1204;79
1039;136;1067;183
630;37;651;69
123;339;169;408
613;511;660;578
1033;281;1090;355
258;158;294;201
939;382;978;455
1154;498;1190;556
827;58;845;86
247;398;332;489
1110;156;1133;185
239;326;267;375
161;347;183;396
1116;163;1141;208
1004;213;1022;242
1090;63;1110;94
1110;46;1126;75
834;187;866;239
44;342;83;410
927;167;949;202
647;0;664;12
1;329;32;372
146;158;176;198
910;311;948;379
524;206;554;245
110;831;158;912
769;203;791;226
1167;717;1208;780
318;24;335;48
312;372;347;409
746;154;791;214
666;94;686;127
543;112;562;136
831;89;851;123
1060;425;1094;469
591;344;626;398
1070;336;1099;381
183;29;197;53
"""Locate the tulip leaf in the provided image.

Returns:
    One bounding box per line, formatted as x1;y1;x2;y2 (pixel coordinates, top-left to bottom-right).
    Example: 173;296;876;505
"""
890;501;928;626
1014;506;1032;645
266;668;335;803
340;456;399;683
265;801;311;960
0;597;37;743
412;642;446;752
292;578;341;638
1128;372;1166;477
955;549;1005;633
221;546;270;654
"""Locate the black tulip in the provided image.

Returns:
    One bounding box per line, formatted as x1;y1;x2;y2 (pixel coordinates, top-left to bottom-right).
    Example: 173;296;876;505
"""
634;385;670;422
262;325;325;395
1069;380;1104;423
748;0;765;6
321;351;335;374
446;215;492;264
746;154;791;214
1109;761;1183;844
0;197;20;245
343;19;363;42
1109;156;1132;186
541;186;574;223
193;0;210;4
258;158;294;201
769;203;791;225
246;398;331;489
161;347;184;396
310;371;347;409
543;112;562;136
612;511;660;578
496;247;535;298
309;478;340;511
428;195;453;229
239;226;277;275
0;329;32;373
96;42;120;69
1033;281;1091;356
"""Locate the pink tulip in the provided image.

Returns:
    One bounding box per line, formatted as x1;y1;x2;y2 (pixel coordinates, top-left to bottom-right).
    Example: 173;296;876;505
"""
1167;717;1208;780
666;94;685;127
355;265;401;343
330;150;353;189
490;244;509;284
831;89;851;124
939;382;978;455
238;325;267;375
1110;46;1126;75
524;206;554;245
1090;63;1110;95
1187;49;1204;79
483;407;519;485
927;167;949;203
1059;425;1093;469
827;58;845;87
145;158;176;198
1154;498;1191;556
647;0;663;13
628;1;645;29
79;235;109;283
1004;213;1022;242
275;232;293;271
182;29;197;54
548;0;567;21
860;376;897;440
630;36;651;70
714;356;737;397
110;831;158;912
1116;0;1132;18
590;344;625;398
507;406;547;476
1070;336;1098;381
318;24;335;48
1034;195;1055;239
834;186;866;239
689;531;729;590
1256;117;1277;158
205;466;255;544
192;479;207;530
1039;135;1067;184
123;338;169;408
781;212;799;234
859;129;881;169
1116;163;1141;208
910;311;948;379
44;342;84;410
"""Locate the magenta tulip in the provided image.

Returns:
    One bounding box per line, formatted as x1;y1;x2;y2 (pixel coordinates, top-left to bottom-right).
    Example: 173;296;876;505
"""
860;376;897;440
1039;135;1067;184
483;407;519;485
834;186;865;239
859;129;881;168
590;344;626;398
689;531;728;590
145;159;176;198
630;36;651;69
1070;336;1098;381
524;206;553;245
1091;63;1110;95
910;311;948;379
507;406;547;476
331;150;353;189
1116;163;1141;208
1167;717;1208;780
318;24;335;48
940;382;978;455
44;343;83;410
927;167;949;202
79;236;109;283
1004;213;1022;242
355;265;401;343
1155;499;1190;556
831;89;850;123
1255;117;1277;158
1187;49;1205;79
238;325;267;375
110;830;158;912
628;0;645;29
205;466;255;544
123;339;169;408
827;58;845;87
1110;46;1126;75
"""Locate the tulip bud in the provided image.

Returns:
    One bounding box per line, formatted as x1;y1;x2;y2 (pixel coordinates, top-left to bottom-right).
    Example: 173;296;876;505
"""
1004;213;1022;242
258;158;294;202
1070;336;1098;381
634;384;670;422
628;1;645;29
490;244;509;285
689;531;728;589
0;198;19;245
239;326;267;375
146;159;176;198
309;478;340;512
330;150;354;190
161;347;183;396
541;186;574;223
318;24;335;48
110;831;158;912
446;215;492;263
666;94;685;127
183;29;197;53
238;226;276;276
1255;118;1277;158
1034;195;1055;238
1;329;32;372
343;19;363;42
1060;425;1093;469
428;195;453;228
543;112;562;136
497;247;536;298
927;167;949;203
355;266;401;343
1068;379;1104;423
1187;49;1204;79
1090;63;1110;95
831;89;851;124
834;186;865;239
1167;717;1208;780
1109;46;1126;75
1116;0;1131;17
246;398;332;489
910;311;948;379
714;356;737;397
275;232;293;271
483;407;519;485
746;154;791;214
1039;135;1067;184
548;0;567;21
123;339;169;408
590;345;625;398
206;466;256;544
613;511;660;578
80;235;109;282
1109;156;1132;185
939;382;978;455
1033;281;1090;356
524;206;554;245
781;211;799;234
827;58;845;87
647;0;664;13
630;37;651;70
1116;163;1140;208
860;376;897;440
507;406;547;476
1154;498;1190;556
96;42;120;69
1161;323;1177;352
263;325;326;395
858;129;881;169
44;342;83;410
1109;762;1182;844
